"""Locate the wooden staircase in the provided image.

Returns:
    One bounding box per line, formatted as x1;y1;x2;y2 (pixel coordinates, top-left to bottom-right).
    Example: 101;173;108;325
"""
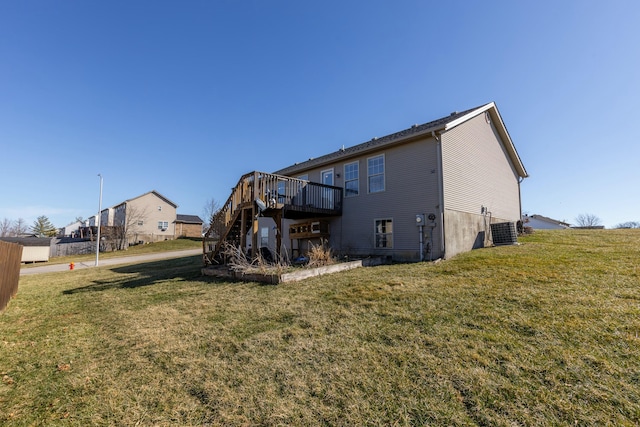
203;171;342;265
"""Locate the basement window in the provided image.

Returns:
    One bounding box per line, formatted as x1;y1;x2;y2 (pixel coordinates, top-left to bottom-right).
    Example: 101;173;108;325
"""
374;219;393;249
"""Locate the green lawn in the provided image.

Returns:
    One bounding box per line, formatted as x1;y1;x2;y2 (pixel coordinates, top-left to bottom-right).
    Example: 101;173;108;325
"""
1;230;639;425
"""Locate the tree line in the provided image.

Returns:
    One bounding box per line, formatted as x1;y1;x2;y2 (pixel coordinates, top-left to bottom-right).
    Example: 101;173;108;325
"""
575;213;640;229
0;216;58;238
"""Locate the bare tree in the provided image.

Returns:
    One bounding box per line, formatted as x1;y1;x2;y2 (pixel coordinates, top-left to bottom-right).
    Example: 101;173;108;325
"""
111;205;149;250
203;198;225;238
575;213;603;228
0;218;12;237
11;218;29;236
615;221;640;229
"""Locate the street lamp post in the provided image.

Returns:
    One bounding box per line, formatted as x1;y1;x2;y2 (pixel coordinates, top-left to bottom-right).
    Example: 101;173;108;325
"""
95;174;103;266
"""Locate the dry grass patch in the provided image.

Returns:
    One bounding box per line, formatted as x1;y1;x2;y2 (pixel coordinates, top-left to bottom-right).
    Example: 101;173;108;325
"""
1;230;640;425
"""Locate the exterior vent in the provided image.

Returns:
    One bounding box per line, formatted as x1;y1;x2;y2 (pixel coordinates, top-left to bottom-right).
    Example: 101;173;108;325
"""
490;222;518;245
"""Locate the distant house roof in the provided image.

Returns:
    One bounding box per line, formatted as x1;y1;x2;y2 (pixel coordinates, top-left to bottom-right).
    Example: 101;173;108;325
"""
0;237;52;247
530;214;570;226
175;214;203;224
274;102;528;179
523;214;571;229
116;190;178;208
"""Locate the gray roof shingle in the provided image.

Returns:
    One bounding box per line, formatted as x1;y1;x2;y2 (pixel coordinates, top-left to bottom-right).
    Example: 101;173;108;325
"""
274;105;485;176
176;214;203;224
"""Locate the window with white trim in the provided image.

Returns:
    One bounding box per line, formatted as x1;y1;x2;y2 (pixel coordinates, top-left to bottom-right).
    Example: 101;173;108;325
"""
368;154;385;193
344;161;359;197
158;221;169;230
374;219;393;248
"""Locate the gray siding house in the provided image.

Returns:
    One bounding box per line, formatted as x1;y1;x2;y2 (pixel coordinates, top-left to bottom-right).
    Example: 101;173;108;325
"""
204;102;528;263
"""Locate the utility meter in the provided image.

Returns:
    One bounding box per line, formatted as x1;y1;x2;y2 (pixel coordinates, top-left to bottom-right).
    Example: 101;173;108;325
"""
416;214;425;226
428;213;437;227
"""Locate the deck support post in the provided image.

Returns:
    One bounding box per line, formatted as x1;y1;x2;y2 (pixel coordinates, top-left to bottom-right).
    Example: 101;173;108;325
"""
273;211;283;260
240;208;248;250
251;205;258;259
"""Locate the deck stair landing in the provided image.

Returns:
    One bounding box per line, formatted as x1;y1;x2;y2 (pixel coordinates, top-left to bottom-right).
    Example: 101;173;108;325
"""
203;171;342;264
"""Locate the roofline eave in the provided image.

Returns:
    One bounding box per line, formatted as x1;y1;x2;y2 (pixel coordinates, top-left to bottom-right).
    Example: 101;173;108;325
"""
275;123;447;176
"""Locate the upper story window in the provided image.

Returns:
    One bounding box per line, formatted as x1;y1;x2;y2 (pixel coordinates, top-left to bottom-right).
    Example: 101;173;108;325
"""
344;161;359;197
368;154;385;193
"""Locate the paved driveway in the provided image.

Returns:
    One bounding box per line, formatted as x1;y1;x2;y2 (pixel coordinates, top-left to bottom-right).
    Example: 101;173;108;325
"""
20;249;202;276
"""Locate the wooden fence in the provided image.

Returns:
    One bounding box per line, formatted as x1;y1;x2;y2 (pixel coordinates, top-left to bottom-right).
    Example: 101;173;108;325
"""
51;239;96;257
0;240;23;312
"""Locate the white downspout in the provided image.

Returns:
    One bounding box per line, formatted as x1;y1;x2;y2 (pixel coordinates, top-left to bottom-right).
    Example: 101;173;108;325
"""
518;175;525;226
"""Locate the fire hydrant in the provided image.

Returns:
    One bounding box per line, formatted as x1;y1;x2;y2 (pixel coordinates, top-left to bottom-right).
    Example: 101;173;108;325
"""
69;262;75;270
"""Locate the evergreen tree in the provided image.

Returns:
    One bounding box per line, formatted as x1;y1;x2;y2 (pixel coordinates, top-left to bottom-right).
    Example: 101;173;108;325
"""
30;215;58;237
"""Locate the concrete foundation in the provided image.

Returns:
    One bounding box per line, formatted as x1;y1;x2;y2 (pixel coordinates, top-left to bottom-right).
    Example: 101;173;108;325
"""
443;210;514;259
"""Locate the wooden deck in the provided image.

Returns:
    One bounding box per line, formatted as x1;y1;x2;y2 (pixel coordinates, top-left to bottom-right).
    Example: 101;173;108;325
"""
203;171;342;264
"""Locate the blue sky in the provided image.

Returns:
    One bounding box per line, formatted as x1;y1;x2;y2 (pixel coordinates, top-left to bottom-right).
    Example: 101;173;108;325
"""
1;1;639;229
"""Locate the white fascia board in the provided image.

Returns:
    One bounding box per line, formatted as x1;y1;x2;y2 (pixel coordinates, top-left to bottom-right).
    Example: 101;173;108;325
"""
443;102;495;131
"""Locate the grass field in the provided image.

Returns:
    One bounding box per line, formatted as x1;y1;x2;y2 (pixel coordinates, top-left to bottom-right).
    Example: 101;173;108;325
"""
1;230;639;425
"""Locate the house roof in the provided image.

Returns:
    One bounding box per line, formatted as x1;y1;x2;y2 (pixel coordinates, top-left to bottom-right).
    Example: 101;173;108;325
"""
274;102;528;178
527;214;571;227
175;214;203;224
0;237;52;247
115;190;178;208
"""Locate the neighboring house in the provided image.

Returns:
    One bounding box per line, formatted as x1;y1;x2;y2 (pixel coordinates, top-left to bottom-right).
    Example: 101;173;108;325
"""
100;207;115;227
59;220;83;237
112;190;178;245
522;214;570;230
204;102;528;263
175;215;204;238
0;237;51;263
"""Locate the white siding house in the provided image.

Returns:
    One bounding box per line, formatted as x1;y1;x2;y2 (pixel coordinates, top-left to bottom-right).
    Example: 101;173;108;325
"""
522;214;570;230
